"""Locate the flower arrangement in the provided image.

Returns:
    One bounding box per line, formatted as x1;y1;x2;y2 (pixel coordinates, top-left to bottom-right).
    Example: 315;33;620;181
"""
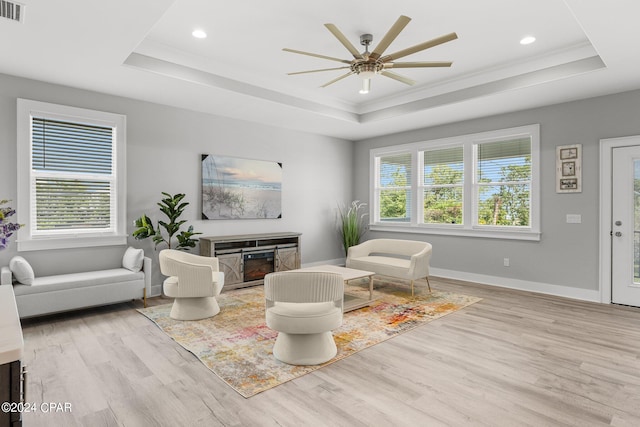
0;199;22;250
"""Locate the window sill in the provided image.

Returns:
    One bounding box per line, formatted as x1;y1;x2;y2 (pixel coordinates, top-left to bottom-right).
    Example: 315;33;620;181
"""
17;235;128;252
369;224;541;241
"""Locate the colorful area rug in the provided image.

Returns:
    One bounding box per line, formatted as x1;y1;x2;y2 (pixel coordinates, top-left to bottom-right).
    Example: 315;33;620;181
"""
138;279;481;397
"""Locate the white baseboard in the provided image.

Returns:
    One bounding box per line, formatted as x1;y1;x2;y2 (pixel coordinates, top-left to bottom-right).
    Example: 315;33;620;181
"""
301;258;345;268
430;267;601;303
303;258;601;303
150;284;163;298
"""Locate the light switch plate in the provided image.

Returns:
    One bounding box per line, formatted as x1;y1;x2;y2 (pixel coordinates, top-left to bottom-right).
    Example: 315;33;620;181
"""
566;214;582;224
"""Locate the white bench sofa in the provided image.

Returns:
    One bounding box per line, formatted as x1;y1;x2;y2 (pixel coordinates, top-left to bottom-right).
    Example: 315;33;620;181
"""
1;248;151;318
346;238;432;296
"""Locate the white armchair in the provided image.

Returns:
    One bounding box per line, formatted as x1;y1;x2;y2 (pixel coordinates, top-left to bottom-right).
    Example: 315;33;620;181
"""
159;249;225;320
264;271;344;365
346;239;432;296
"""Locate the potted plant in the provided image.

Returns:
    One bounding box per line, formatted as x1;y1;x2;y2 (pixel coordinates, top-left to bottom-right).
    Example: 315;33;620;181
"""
337;200;368;255
133;192;201;250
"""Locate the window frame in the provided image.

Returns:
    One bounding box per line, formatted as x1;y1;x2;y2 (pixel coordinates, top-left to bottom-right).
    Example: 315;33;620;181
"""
374;150;414;223
16;99;127;251
370;124;540;241
420;145;465;227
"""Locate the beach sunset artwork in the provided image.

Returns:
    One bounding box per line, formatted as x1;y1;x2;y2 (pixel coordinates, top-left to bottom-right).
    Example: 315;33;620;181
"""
201;154;282;219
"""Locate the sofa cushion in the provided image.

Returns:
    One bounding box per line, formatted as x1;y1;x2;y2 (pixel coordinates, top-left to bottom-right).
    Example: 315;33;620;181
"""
365;239;428;257
122;247;144;272
13;268;144;296
9;256;35;285
348;255;412;280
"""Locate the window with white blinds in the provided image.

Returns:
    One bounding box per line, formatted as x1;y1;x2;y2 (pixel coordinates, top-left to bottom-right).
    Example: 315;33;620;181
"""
376;152;412;222
370;124;540;240
423;147;464;224
476;138;532;227
17;99;127;251
32;118;114;232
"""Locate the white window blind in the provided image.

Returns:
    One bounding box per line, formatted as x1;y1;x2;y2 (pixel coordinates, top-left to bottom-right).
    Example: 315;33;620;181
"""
32;118;114;232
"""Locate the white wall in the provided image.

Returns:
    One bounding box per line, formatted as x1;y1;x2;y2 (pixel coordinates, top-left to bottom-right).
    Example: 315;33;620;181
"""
0;73;353;287
354;89;640;299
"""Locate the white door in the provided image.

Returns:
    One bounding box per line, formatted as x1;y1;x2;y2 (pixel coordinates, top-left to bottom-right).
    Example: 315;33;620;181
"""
611;145;640;306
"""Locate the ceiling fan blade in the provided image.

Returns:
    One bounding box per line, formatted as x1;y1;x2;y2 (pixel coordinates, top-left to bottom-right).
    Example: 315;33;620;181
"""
381;71;416;86
320;71;355;88
369;15;412;61
382;32;458;62
288;66;351;76
324;24;363;59
385;61;453;69
283;48;351;64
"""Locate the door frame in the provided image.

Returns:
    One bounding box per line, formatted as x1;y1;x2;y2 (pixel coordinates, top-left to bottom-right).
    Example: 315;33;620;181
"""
599;135;640;303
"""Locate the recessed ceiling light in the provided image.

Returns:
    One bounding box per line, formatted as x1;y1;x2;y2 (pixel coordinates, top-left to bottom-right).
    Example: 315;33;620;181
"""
192;29;207;39
520;36;536;45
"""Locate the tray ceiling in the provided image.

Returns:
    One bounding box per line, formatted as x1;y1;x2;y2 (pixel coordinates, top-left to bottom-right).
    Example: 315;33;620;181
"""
1;0;638;140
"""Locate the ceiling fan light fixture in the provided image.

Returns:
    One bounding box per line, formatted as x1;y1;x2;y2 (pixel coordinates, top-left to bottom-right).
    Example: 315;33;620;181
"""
359;79;371;94
352;61;382;79
283;15;457;94
359;70;376;79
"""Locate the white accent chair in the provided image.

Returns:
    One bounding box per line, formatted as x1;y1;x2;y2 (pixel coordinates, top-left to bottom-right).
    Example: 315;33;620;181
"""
264;271;344;365
159;249;224;321
346;239;432;296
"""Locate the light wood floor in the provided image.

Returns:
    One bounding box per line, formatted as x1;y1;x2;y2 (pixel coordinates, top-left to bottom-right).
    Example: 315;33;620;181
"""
18;277;640;427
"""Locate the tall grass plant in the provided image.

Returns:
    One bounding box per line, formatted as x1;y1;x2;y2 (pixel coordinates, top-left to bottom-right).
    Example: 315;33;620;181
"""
337;200;368;255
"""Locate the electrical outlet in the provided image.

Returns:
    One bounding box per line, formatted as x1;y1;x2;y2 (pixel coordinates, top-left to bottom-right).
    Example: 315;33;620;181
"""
503;258;510;267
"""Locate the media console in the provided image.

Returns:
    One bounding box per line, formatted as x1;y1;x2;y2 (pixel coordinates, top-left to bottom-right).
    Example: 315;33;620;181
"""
199;232;301;290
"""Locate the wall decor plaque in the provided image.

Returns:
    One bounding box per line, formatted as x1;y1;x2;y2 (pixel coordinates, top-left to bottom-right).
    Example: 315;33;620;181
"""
556;144;582;193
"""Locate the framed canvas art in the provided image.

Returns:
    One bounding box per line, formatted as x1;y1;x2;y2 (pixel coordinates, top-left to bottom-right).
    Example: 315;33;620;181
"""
201;154;282;219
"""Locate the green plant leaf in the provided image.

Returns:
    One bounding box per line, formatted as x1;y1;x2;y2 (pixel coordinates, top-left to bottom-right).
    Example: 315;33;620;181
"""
132;193;199;251
132;215;156;240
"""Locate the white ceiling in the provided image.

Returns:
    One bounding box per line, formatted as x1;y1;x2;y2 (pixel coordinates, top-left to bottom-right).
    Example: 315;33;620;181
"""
1;0;639;140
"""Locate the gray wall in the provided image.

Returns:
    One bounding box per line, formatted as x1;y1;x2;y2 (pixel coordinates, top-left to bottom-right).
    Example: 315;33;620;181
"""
0;73;353;286
354;89;640;292
4;69;640;295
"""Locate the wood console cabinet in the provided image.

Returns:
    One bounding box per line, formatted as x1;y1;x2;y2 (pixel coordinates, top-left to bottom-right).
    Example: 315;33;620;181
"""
200;232;301;290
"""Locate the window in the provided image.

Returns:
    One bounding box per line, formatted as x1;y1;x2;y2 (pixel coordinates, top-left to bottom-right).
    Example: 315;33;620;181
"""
423;147;464;225
371;124;540;240
476;138;531;227
377;152;412;222
17;99;127;250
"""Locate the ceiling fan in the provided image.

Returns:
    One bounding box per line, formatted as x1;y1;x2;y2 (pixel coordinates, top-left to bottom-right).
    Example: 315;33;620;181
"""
283;15;457;94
